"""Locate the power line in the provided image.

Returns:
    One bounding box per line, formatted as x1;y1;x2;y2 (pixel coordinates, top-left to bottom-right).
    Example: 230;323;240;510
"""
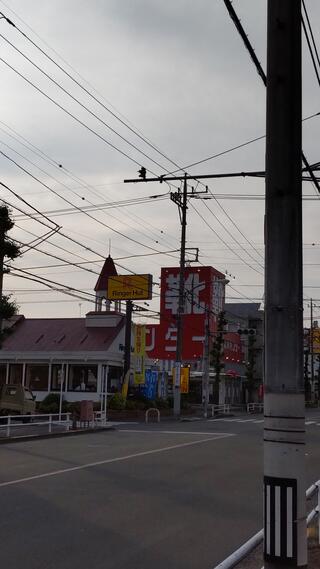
0;10;185;172
302;0;320;87
1;150;178;255
0;32;175;174
0;120;179;249
189;201;264;276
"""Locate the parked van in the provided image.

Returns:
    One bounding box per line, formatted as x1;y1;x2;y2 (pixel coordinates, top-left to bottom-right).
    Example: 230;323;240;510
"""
0;384;36;416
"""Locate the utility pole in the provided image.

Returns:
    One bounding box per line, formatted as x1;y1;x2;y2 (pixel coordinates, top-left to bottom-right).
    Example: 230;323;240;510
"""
264;2;306;569
310;299;314;402
125;171;208;416
123;300;133;380
202;308;210;418
172;174;187;417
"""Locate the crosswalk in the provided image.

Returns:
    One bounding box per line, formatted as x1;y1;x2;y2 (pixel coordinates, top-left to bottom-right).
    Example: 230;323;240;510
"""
209;417;320;426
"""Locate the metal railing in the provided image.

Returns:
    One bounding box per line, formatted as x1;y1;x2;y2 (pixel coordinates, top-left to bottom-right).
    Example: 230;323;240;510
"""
247;402;264;414
213;480;320;569
0;413;71;437
211;404;231;417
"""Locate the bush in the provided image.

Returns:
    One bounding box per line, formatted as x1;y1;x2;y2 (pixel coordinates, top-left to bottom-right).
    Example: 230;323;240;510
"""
154;397;170;409
39;393;68;414
108;393;126;410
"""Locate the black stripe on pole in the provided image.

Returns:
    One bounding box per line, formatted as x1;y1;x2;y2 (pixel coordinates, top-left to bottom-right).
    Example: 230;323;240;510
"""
264;476;297;565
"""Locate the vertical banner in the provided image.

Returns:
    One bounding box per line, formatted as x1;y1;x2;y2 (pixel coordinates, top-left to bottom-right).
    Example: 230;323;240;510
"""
172;366;190;393
134;325;146;384
180;366;190;394
142;370;158;400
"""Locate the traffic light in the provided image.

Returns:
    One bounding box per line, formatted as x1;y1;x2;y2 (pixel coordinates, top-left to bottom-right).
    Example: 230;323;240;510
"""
237;328;256;335
138;166;147;179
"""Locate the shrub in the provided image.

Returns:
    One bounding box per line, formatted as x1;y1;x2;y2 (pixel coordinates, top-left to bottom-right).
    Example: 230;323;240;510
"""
39;393;68;414
108;393;126;410
154;397;170;409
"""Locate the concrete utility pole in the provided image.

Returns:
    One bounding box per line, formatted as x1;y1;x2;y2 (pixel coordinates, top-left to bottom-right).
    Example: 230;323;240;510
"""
172;174;188;417
123;300;133;379
310;299;314;401
264;2;306;568
202;308;210;418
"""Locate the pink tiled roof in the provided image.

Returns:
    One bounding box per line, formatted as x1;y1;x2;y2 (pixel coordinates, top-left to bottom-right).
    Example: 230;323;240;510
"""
1;317;124;352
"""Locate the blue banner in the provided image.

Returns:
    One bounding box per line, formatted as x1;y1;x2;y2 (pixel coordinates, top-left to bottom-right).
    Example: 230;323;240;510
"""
142;370;158;400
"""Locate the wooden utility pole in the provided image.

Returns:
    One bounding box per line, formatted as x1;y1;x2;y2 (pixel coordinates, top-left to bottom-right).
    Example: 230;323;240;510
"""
264;2;306;568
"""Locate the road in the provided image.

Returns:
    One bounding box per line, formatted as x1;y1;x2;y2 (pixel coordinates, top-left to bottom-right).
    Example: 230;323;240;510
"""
1;410;320;569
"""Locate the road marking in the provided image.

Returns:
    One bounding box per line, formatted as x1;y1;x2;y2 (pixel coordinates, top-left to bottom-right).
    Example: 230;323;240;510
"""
0;435;231;489
108;421;139;425
305;421;316;425
119;429;235;437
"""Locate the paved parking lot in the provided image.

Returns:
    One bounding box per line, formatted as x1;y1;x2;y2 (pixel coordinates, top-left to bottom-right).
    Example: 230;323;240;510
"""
1;413;319;569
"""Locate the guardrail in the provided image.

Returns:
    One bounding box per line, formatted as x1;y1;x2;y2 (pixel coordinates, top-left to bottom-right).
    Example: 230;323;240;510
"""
213;479;320;569
247;402;264;414
211;404;231;417
0;413;71;437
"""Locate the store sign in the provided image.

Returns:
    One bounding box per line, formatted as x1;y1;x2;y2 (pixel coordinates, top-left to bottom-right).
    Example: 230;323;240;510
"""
146;266;226;360
107;274;152;300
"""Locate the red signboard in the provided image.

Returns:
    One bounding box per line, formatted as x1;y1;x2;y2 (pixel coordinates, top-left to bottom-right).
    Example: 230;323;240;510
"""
223;332;244;364
146;265;226;361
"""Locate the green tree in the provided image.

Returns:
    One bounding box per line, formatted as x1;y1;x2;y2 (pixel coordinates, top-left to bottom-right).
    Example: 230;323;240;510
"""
0;206;21;345
245;334;258;403
210;310;227;403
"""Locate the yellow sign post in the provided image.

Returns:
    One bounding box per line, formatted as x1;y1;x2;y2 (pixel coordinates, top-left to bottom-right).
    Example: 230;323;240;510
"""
107;274;152;301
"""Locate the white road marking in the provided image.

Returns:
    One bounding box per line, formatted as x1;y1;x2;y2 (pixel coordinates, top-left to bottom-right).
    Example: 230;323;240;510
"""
108;421;139;425
0;435;230;489
119;429;235;437
305;421;316;425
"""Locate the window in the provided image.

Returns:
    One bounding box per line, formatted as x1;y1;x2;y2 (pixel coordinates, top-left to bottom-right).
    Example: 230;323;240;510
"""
25;364;49;391
9;364;23;385
108;365;122;392
0;364;6;386
51;365;65;392
68;365;98;392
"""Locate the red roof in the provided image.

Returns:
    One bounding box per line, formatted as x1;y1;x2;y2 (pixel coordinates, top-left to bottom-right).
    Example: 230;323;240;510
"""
94;255;118;292
1;317;124;352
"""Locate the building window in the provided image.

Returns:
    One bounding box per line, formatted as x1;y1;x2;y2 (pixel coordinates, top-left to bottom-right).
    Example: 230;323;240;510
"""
68;365;98;392
0;364;6;386
51;365;65;392
25;364;49;391
9;364;23;384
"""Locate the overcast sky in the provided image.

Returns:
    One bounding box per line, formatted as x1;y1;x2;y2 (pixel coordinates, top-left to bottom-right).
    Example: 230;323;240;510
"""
0;0;319;323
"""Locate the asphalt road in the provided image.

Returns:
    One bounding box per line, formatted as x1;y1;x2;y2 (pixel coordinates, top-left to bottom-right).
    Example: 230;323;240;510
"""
1;410;320;569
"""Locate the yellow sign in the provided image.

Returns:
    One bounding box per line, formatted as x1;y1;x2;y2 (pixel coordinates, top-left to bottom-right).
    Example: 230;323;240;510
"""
312;329;320;354
134;325;146;384
180;367;190;394
172;366;190;393
107;274;152;301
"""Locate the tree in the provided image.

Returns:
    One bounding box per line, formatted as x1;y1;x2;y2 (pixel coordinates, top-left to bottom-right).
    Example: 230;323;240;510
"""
244;334;258;403
210;310;227;404
0;206;21;345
